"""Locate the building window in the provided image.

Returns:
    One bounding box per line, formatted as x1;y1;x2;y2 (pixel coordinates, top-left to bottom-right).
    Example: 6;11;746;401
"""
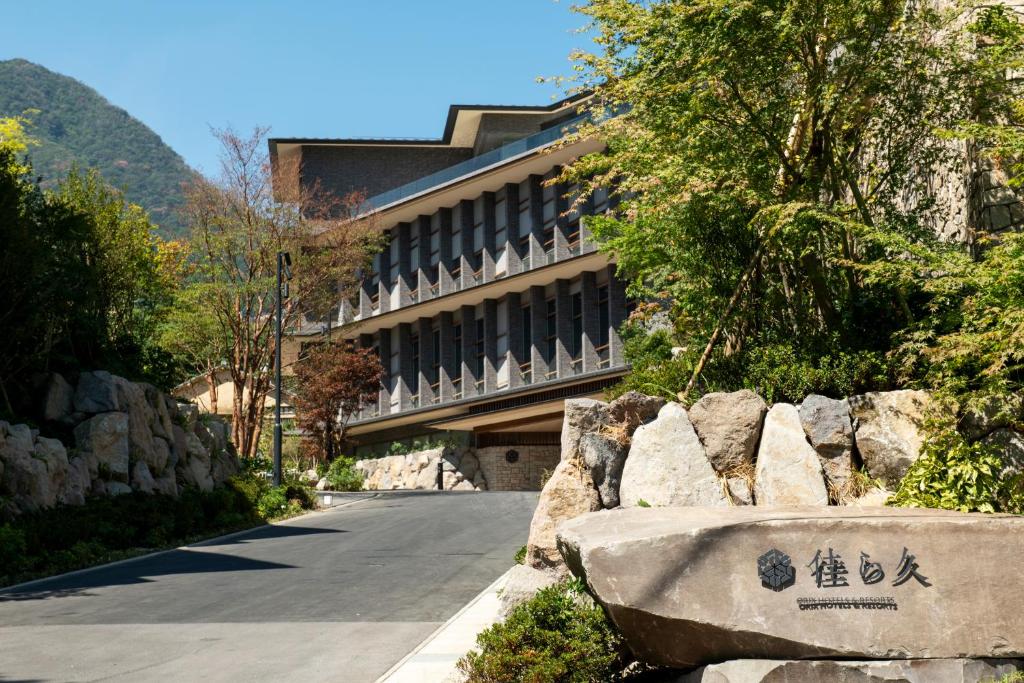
409;229;420;272
410;334;420;394
571;292;583;361
432;328;441;383
518;182;532;261
475;317;485;379
544;299;557;367
453;323;463;389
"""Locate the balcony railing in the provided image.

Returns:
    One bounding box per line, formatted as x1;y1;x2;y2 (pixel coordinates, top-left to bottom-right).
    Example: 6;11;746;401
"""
452;378;463;400
519;361;533;385
430;381;441;404
365;113;590;211
409;393;420;409
595;343;611;369
409;288;420;304
569;357;583;376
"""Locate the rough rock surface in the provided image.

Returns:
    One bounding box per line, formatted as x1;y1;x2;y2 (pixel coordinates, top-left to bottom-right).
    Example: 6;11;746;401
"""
74;412;130;480
498;564;561;618
525;459;601;572
799;394;855;498
0;371;239;515
73;370;119;414
355;447;488;492
849;390;932;487
726;477;753;506
558;506;1024;668
620;402;728;508
689;390;767;473
607;391;665;436
580;432;628;509
754;404;828;506
982;428;1024;478
560;398;611;464
676;658;1024;683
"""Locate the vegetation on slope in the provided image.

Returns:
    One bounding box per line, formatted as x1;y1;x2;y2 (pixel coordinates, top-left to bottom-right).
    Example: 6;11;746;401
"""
0;58;194;238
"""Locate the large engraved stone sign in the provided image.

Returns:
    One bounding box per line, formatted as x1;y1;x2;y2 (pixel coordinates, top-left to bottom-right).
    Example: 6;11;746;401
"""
556;506;1024;669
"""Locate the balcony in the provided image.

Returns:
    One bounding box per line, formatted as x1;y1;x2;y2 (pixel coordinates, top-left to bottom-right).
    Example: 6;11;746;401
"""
365;114;590;212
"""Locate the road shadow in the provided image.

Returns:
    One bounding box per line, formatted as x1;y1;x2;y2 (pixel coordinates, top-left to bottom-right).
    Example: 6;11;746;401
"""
195;522;346;547
0;524;343;603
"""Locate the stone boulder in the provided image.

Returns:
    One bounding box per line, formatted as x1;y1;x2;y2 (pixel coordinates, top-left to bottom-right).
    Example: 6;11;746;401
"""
607;391;665;436
560;398;611;464
557;506;1024;669
0;440;51;511
726;477;753;506
799;394;855;499
61;456;92;506
143;383;174;440
688;390;767;474
849;390;933;488
754;403;828;506
33;437;69;502
620;402;729;508
41;372;75;423
525;459;601;572
678;659;1024;683
131;461;157;493
113;376;157;467
73;370;119;414
74;412;130;481
176;432;214;491
498;564;561;619
982;428;1024;479
580;432;628;509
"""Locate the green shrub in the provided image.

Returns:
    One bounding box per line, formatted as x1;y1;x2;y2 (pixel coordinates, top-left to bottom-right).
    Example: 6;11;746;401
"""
256;487;288;519
325;456;364;492
458;579;628;683
514;545;527;565
891;427;1024;513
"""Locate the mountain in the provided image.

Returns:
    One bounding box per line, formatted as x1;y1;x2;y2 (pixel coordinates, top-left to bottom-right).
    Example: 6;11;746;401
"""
0;58;195;238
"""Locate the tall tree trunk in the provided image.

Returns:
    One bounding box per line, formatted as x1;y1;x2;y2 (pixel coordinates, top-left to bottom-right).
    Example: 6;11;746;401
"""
207;370;219;415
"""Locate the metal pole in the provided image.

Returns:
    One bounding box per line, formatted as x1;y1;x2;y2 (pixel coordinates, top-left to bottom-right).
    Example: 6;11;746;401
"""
273;251;283;487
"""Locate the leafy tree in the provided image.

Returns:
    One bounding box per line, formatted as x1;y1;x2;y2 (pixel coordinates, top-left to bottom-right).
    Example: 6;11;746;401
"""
157;282;231;412
559;0;1021;402
184;127;382;459
293;344;383;462
0;115;177;414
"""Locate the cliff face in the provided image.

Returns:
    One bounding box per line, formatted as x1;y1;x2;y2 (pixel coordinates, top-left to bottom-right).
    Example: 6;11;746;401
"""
0;370;239;517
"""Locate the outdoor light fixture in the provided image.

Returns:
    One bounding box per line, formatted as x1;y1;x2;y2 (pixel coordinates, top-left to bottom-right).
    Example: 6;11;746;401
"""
273;250;292;487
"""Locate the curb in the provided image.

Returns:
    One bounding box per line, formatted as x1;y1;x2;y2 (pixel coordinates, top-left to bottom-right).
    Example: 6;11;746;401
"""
376;566;514;683
0;493;377;594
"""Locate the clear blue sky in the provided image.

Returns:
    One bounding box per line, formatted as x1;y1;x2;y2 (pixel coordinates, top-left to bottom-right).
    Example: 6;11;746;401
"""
0;0;591;174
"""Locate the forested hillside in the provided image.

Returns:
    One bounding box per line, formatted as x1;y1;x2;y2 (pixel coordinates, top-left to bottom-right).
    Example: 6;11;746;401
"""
0;58;193;237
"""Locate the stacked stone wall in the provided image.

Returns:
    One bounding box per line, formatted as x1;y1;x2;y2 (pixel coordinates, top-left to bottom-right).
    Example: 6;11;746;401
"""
0;370;241;517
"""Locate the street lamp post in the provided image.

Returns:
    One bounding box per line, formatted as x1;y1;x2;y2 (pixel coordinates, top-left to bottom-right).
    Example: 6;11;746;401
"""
273;250;292;487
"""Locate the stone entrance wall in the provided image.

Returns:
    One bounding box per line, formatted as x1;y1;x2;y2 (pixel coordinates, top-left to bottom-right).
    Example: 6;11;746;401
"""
354;443;560;492
476;445;560;491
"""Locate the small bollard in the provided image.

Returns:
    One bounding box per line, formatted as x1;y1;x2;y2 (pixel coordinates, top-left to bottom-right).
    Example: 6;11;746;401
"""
436;458;444;491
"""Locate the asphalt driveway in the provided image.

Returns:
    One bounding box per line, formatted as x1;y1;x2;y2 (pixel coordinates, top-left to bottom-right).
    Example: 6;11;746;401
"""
0;491;538;682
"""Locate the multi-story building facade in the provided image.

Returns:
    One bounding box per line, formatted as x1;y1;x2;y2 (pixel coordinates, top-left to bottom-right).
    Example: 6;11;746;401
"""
269;95;629;479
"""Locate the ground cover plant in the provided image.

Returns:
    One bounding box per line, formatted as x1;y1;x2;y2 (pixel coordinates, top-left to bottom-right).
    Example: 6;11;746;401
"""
458;579;629;683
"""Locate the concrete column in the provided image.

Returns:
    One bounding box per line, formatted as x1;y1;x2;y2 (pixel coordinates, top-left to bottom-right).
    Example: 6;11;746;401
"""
555;278;573;378
581;271;601;373
397;223;413;307
553;172;572;261
529;285;549;382
460;200;476;290
504;183;523;276
483;299;498;393
439;310;456;402
482;192;497;282
438;208;455;295
529;175;545;269
378;241;391;314
507;291;525;388
460;304;478;397
608;265;628;368
357;269;373;320
378;328;392;416
417;215;433;301
418;317;435;405
397;322;415;410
